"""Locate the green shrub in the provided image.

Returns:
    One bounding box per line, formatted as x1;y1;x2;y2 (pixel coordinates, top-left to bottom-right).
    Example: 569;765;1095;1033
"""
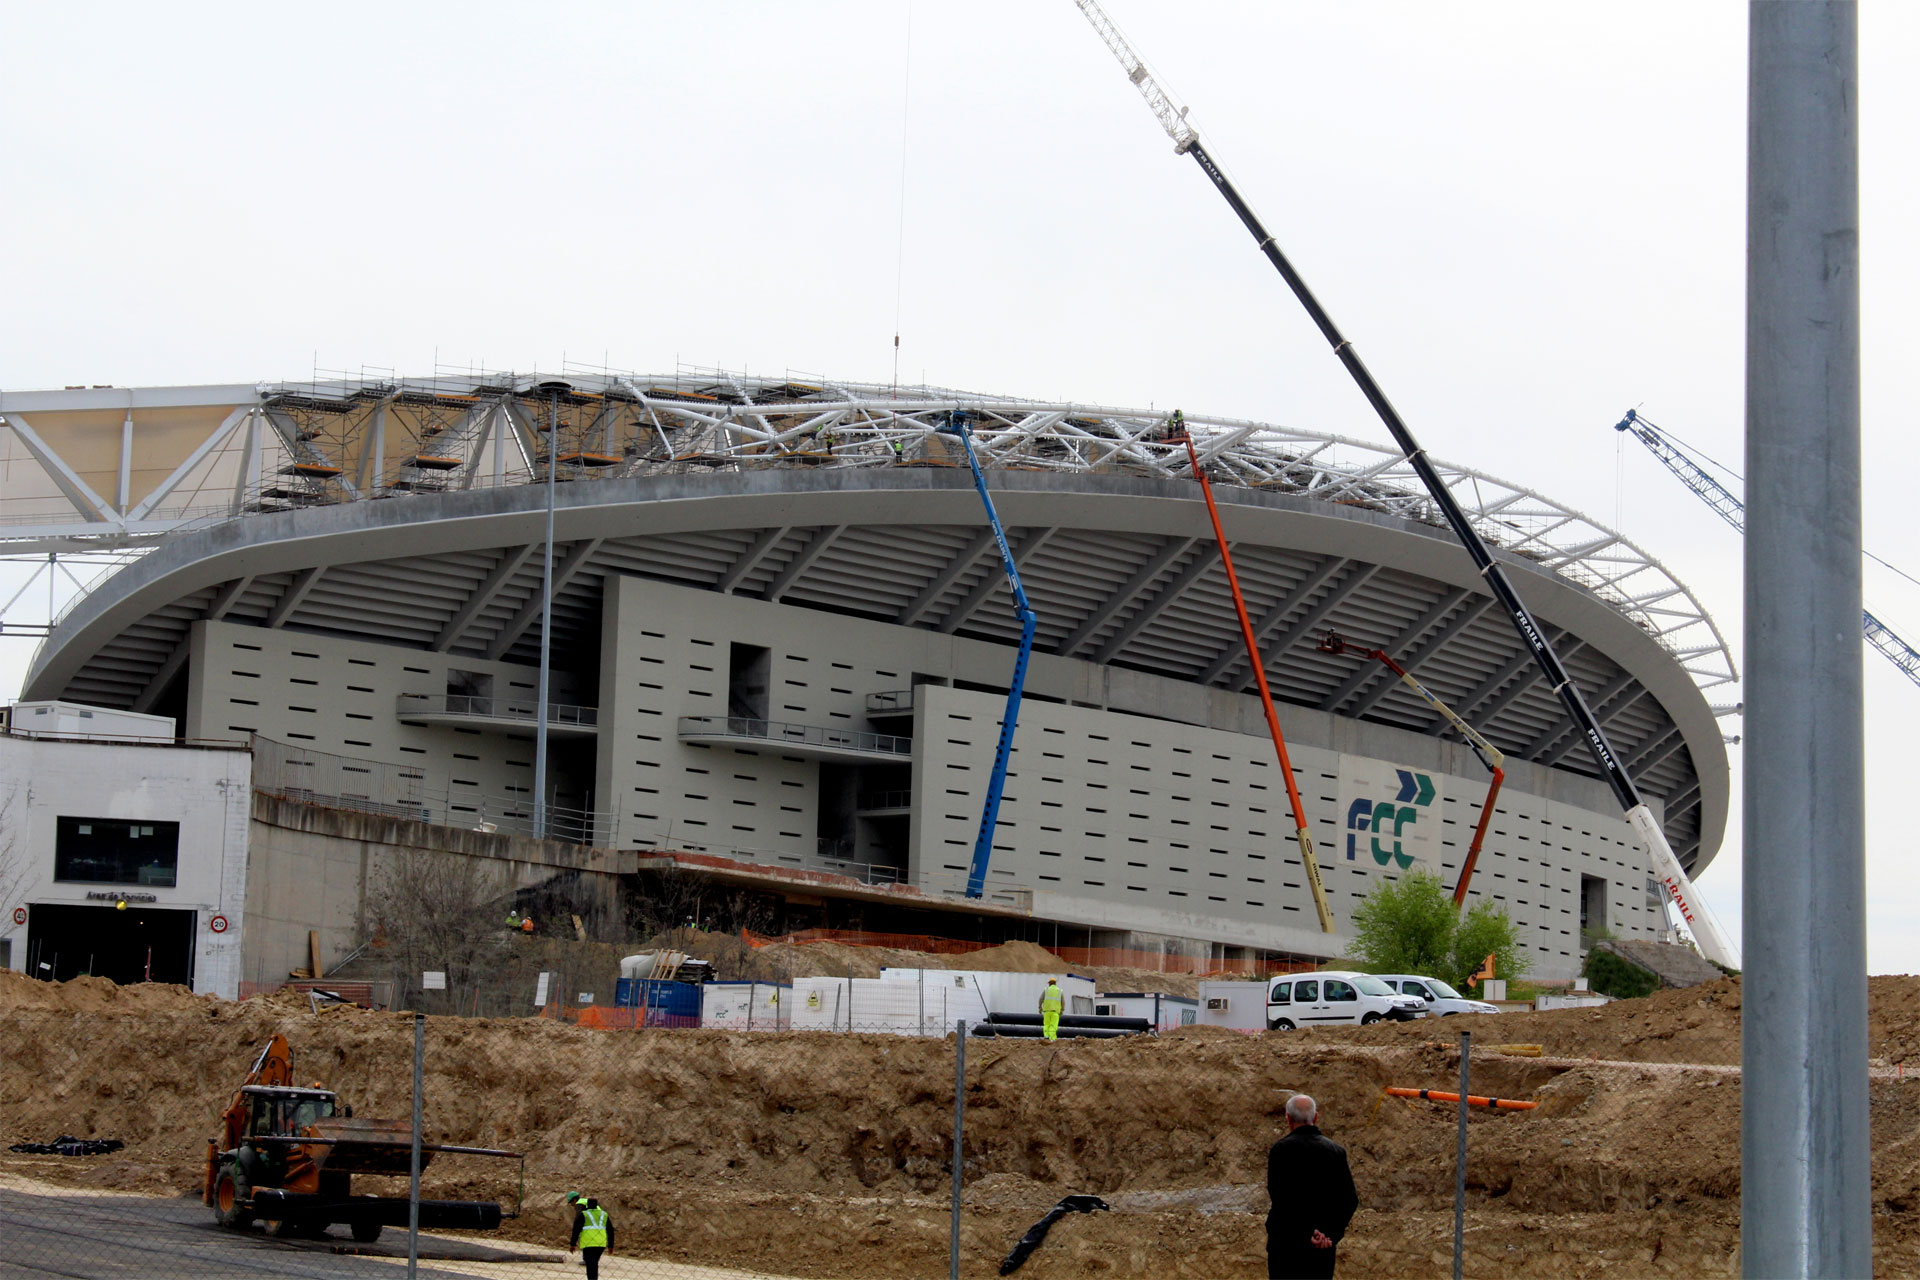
1582;946;1661;1000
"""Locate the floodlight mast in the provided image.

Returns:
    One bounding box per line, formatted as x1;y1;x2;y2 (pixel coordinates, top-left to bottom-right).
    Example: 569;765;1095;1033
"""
1072;0;1735;966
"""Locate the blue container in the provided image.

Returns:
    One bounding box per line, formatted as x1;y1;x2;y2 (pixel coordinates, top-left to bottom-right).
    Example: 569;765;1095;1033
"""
613;978;701;1027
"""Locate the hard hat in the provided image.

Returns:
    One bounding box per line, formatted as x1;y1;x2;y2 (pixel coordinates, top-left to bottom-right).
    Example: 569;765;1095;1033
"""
566;1191;582;1203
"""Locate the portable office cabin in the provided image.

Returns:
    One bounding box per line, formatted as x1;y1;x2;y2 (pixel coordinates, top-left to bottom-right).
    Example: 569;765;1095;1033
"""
788;975;989;1034
879;969;1096;1019
7;700;175;741
1195;980;1271;1031
701;981;790;1030
1094;992;1197;1032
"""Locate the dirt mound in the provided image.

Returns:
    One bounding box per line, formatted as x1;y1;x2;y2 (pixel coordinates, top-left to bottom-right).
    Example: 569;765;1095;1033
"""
5;974;1918;1277
957;940;1061;972
0;968;211;1014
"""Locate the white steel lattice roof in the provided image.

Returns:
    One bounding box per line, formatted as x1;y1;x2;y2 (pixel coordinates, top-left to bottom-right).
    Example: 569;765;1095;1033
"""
2;368;1735;694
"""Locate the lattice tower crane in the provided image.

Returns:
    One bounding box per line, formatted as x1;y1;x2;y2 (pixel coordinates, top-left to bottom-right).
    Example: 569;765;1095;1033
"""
1615;409;1920;691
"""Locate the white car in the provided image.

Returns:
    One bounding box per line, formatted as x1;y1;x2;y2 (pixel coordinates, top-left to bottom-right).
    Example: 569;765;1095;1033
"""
1264;970;1427;1030
1376;974;1501;1016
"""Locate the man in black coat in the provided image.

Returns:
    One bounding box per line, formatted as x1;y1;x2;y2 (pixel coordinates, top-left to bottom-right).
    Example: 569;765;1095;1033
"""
1266;1093;1360;1279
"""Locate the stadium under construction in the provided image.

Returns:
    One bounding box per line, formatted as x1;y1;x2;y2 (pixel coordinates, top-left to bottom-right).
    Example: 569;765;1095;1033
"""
0;370;1735;982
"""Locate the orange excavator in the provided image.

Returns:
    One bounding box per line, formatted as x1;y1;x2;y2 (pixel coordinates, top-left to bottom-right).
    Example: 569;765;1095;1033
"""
204;1033;518;1243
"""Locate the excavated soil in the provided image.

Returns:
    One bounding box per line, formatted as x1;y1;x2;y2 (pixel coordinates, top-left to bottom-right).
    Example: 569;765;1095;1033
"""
4;967;1920;1277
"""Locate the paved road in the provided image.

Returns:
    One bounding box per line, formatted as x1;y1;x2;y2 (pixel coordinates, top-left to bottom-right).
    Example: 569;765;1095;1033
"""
0;1185;539;1279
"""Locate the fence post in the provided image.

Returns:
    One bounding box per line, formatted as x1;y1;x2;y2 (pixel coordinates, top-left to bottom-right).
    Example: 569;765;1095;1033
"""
408;1011;424;1277
1453;1029;1470;1280
950;1018;966;1280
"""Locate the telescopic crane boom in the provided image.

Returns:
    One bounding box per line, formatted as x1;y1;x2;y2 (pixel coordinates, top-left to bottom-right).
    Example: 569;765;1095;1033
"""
1615;408;1920;691
1072;0;1735;966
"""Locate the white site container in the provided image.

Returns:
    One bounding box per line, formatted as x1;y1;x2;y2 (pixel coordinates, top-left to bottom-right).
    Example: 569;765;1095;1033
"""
1094;992;1198;1031
879;968;1096;1019
790;975;988;1035
700;981;790;1031
1195;980;1270;1031
1535;992;1612;1011
7;700;175;741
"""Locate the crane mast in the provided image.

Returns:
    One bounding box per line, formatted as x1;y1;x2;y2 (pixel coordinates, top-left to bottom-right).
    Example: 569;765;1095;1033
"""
1615;409;1920;691
1072;0;1736;967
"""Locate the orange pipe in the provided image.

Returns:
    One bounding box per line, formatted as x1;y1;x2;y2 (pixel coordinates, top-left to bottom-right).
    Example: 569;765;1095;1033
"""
1385;1087;1536;1111
1178;426;1334;933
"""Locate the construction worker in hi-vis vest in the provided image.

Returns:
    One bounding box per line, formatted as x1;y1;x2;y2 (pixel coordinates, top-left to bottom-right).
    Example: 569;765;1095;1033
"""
1039;978;1065;1042
566;1191;614;1280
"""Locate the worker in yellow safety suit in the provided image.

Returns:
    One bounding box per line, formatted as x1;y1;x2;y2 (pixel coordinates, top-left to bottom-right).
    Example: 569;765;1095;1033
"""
1039;978;1065;1042
566;1191;615;1279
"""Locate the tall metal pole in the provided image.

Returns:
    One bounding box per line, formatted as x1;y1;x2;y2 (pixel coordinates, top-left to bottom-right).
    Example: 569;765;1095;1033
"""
1743;4;1868;1276
1452;1029;1469;1280
533;393;557;840
950;1018;965;1280
407;1011;424;1277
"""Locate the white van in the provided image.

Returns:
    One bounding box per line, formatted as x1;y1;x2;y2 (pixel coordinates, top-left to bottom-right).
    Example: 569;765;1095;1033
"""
1374;974;1500;1017
1265;971;1425;1030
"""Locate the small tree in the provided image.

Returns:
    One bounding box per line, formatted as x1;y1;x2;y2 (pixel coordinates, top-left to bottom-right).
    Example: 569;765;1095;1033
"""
1448;899;1529;991
1346;868;1530;990
1346;869;1458;976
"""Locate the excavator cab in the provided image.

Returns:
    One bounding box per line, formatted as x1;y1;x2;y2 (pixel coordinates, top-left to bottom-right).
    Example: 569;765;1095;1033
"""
205;1033;514;1244
246;1089;337;1138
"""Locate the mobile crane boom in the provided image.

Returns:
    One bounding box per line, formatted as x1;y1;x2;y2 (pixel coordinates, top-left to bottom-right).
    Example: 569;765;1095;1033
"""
940;412;1039;899
1072;0;1735;966
1615;408;1920;691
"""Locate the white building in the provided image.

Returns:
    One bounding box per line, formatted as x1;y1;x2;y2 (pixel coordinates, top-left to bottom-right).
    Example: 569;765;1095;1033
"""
0;715;251;997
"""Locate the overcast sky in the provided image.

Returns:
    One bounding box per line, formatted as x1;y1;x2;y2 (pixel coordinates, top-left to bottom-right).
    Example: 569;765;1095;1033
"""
3;3;1915;971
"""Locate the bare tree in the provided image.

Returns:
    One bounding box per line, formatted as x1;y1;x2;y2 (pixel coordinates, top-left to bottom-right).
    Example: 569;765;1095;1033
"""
364;847;508;1013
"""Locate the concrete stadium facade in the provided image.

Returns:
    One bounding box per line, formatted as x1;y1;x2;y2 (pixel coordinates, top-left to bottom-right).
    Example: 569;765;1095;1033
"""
7;373;1735;981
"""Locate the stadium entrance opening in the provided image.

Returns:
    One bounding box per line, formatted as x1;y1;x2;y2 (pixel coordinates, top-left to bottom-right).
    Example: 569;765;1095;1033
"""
24;904;196;986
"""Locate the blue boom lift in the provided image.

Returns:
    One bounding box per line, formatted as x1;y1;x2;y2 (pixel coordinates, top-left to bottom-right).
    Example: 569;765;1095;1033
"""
938;411;1039;898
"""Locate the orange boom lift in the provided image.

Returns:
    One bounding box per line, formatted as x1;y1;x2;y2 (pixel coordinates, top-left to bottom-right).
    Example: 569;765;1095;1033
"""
1166;411;1334;932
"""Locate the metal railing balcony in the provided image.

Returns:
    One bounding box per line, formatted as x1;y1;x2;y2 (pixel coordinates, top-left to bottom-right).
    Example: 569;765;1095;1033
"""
677;715;912;761
866;689;915;715
396;693;599;734
858;790;913;812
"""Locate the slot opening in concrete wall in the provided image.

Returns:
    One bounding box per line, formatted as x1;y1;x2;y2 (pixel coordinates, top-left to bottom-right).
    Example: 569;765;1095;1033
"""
1580;873;1608;944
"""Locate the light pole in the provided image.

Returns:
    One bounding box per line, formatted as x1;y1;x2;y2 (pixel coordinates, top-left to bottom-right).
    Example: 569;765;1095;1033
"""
532;391;557;840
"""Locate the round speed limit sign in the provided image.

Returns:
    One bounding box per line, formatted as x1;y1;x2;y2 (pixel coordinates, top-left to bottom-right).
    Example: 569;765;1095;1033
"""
10;907;24;926
209;914;230;934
